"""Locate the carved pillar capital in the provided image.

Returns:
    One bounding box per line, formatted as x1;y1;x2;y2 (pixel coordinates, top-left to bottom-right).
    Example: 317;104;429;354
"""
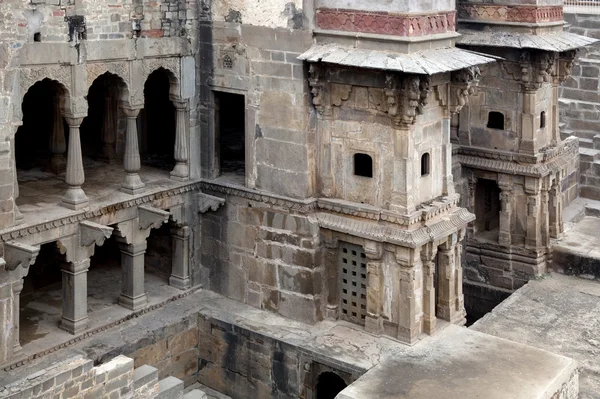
4;241;40;272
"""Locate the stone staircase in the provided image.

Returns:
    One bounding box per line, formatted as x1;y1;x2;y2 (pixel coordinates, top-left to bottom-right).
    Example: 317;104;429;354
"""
561;127;600;200
133;363;223;399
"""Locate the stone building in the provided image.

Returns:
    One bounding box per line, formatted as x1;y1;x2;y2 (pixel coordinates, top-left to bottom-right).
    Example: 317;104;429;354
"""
451;0;595;315
0;0;593;398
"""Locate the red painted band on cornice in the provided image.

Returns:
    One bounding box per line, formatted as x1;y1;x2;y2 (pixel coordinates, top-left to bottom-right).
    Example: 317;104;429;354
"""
315;8;456;37
457;5;563;24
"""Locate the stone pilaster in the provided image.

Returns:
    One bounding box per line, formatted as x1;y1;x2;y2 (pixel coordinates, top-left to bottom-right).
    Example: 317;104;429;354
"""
526;194;541;248
498;176;512;246
170;99;189;182
57;221;113;334
117;241;148;311
48;94;67;174
421;244;438;335
11;133;22;222
364;241;383;335
169;226;190;290
437;234;465;325
540;184;550;247
62;117;89;210
120;107;144;195
100;96;117;162
549;180;562;238
322;237;339;320
396;247;421;344
520;89;537;155
11;279;24;356
60;259;90;334
0;280;12;365
114;206;169;311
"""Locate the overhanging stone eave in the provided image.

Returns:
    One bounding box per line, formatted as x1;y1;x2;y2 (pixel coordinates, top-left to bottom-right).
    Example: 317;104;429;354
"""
456;29;598;52
298;43;498;75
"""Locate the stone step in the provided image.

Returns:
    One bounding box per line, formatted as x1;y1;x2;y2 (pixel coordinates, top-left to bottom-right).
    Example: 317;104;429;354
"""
157;376;184;399
594;134;600;150
133;364;159;398
579;147;600;162
585;200;600;218
579;137;595;149
183;389;208;399
553;217;600;279
581;185;600;201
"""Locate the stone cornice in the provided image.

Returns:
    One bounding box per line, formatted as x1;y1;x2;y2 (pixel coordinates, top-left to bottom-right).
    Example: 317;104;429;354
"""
457;4;563;24
317;207;474;248
456;138;579;177
315;8;456;37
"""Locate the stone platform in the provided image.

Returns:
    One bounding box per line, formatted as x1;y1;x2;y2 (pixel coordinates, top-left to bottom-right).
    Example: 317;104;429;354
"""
472;274;600;398
336;324;577;399
553;216;600;278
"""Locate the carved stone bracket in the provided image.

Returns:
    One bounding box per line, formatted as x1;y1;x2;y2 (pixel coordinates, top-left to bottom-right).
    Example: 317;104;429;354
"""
198;193;225;213
502;50;556;90
556;50;577;84
138;206;170;231
308;63;331;116
449;66;480;114
399;75;421;126
80;221;113;247
4;242;40;272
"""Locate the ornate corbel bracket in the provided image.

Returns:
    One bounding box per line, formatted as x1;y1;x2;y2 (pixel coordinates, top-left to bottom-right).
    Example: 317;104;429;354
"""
396;74;422;127
308;63;332;116
364;241;383;261
4;241;40;272
557;50;577;84
80;221;113;248
198;193;225;214
138;205;170;231
449;66;480;114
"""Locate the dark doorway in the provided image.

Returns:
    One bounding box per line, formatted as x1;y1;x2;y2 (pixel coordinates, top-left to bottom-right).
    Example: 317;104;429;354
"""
141;68;176;171
316;372;347;399
215;91;245;176
474;178;501;235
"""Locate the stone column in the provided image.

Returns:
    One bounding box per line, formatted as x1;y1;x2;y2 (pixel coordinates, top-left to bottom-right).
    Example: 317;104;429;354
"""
437;236;465;325
396;248;421;344
323;241;339;320
12;133;23;221
118;241;148;311
540;187;550;247
61;117;89;210
498;188;512;246
549;181;562;238
48;94;67;174
441;117;455;196
170;100;189;181
454;239;465;320
0;282;12;364
100;96;117;162
11;279;24;356
421;247;438;335
526;194;541;248
169;226;191;290
120;107;145;195
59;259;90;334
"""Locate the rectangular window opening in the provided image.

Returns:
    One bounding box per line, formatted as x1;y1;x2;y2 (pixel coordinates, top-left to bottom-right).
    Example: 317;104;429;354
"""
215;91;246;179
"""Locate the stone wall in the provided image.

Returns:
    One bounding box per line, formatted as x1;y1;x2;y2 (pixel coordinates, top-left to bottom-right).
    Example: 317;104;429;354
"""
560;12;600;199
198;188;323;324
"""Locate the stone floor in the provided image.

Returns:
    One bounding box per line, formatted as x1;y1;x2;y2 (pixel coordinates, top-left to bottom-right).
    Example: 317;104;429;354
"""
1;287;580;399
18;262;182;359
472;273;600;399
13;158;190;229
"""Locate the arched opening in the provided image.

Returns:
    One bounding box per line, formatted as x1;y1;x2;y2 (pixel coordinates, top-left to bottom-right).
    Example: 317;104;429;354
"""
540;111;546;129
474;178;501;239
421;152;430;176
81;72;128;162
487;111;504;130
16;79;68;175
141;68;176;171
316;372;347;399
20;242;65;346
353;153;373;178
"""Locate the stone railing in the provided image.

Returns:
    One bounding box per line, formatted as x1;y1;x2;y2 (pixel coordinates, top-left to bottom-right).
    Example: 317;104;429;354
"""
564;0;600;14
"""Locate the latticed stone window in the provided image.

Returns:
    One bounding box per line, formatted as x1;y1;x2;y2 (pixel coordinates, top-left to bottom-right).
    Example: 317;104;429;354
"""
339;242;367;325
223;54;233;69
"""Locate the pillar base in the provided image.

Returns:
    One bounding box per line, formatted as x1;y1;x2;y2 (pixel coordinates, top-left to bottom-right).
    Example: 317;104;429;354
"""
61;187;89;210
121;174;145;195
13;344;22;357
59;316;89;335
170;164;189;182
119;293;147;311
423;318;437;335
324;304;338;320
169;275;191;290
48;155;67;175
365;314;384;335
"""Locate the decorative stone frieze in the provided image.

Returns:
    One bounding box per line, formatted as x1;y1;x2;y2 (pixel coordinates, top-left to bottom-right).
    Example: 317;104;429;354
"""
315;8;457;37
457;4;563;24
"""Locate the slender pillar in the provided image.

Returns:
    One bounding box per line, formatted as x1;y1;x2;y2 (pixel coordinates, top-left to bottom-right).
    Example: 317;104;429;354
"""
170;100;189;181
170;226;191;290
120;107;145;195
48;94;67;174
11;280;24;356
520;89;537;155
397;265;419;344
422;252;437;335
526;193;541;248
0;283;12;364
118;241;148;311
454;241;465;320
365;258;383;334
498;188;512;246
437;239;464;325
61;117;89;210
99;96;117;162
59;259;90;334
